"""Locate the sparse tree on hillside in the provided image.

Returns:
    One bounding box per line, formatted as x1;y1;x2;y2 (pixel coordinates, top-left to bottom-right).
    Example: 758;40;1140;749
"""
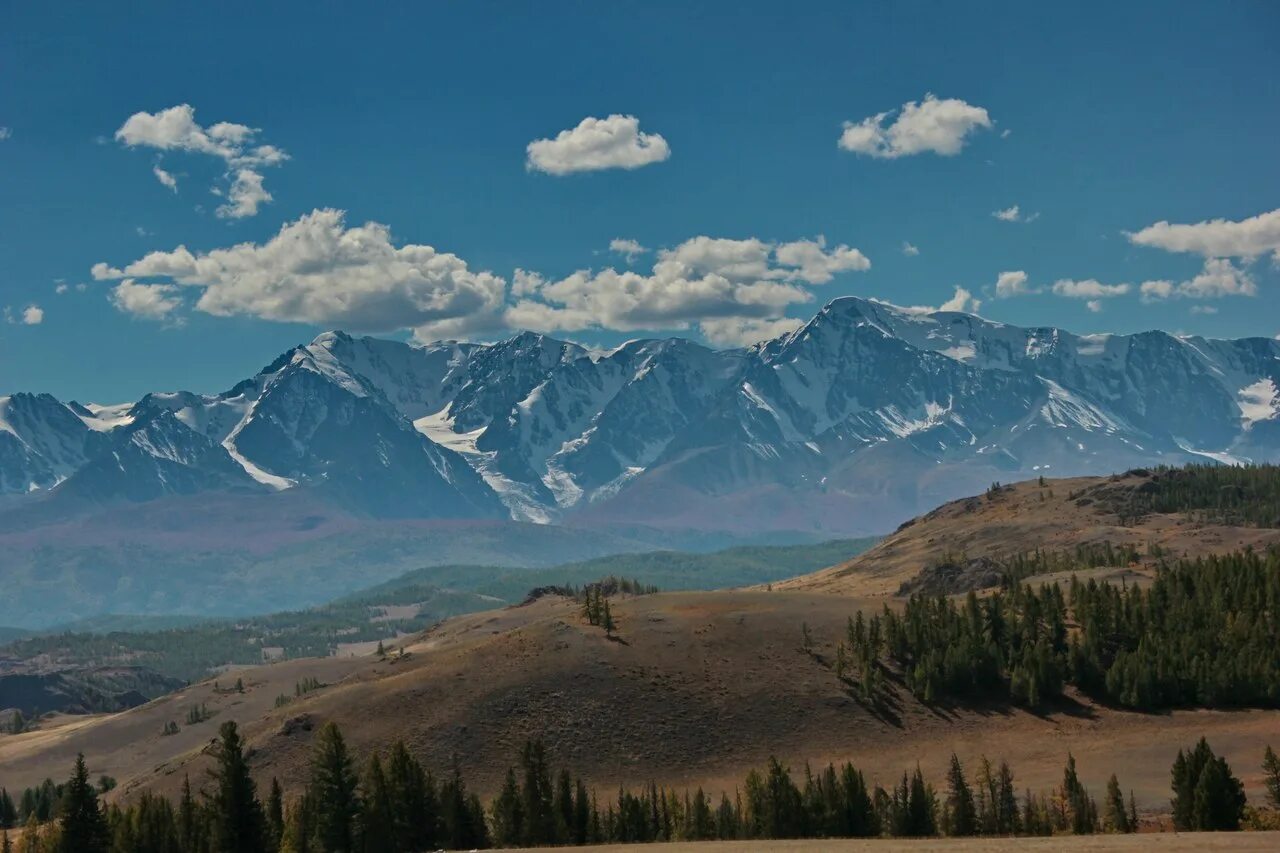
944;754;976;836
59;753;109;853
1171;738;1246;831
1102;774;1131;833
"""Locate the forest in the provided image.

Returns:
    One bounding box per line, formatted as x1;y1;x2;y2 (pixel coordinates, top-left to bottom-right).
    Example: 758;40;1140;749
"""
3;721;1276;852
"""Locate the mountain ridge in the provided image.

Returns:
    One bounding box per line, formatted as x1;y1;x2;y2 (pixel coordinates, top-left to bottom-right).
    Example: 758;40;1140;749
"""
3;296;1279;536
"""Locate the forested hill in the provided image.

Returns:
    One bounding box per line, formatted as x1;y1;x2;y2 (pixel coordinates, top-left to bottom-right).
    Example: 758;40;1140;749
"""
776;465;1280;598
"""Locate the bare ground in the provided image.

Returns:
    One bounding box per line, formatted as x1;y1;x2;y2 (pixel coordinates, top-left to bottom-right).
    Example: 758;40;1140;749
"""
507;835;1280;852
3;590;1277;819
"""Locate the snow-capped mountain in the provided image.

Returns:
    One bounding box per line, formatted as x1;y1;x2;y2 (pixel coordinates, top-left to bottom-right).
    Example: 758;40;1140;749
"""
5;297;1279;535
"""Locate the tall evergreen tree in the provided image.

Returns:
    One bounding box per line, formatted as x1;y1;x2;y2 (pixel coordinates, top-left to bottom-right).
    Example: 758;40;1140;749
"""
59;753;109;853
1263;745;1280;810
386;742;437;852
359;753;394;853
1102;774;1130;833
207;721;267;853
944;754;976;836
309;722;361;853
1171;738;1246;831
266;778;284;852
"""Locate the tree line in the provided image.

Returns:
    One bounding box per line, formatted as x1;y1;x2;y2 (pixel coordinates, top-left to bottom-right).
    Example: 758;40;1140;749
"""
834;547;1280;711
5;722;1278;851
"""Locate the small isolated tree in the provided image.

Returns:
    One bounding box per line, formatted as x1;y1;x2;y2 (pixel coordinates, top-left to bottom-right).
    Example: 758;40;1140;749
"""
602;599;616;638
800;622;813;653
375;640;386;659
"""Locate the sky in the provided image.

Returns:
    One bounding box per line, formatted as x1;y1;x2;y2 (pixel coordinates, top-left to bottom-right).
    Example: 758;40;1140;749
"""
1;1;1278;402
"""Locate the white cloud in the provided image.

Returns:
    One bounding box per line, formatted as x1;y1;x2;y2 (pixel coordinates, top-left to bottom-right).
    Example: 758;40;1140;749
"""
1126;208;1280;261
838;94;992;159
609;238;648;263
1051;279;1130;299
153;165;178;192
216;169;271;219
55;283;69;295
939;286;982;313
92;209;505;336
1085;300;1103;313
902;241;920;257
994;270;1034;298
0;127;11;140
91;212;872;345
1190;305;1218;315
1139;280;1174;302
526;115;670;175
506;234;869;341
21;305;43;325
110;280;183;320
1137;259;1256;301
700;316;804;347
115;104;288;217
992;205;1039;223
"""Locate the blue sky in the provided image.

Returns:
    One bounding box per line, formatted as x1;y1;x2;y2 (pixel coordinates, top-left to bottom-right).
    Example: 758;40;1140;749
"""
2;1;1278;402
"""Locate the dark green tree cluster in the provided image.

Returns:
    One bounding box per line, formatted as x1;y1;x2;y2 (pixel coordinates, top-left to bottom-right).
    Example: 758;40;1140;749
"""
845;547;1279;712
1121;464;1280;528
1069;550;1280;709
1171;738;1247;831
879;586;1067;708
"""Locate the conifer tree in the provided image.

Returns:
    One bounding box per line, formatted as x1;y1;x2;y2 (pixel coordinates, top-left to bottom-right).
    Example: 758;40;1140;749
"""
1171;738;1246;831
266;778;284;851
177;774;201;853
490;768;524;847
386;742;437;852
310;722;360;852
944;754;976;836
1102;774;1130;833
59;753;109;853
1263;745;1280;809
208;721;267;853
359;753;394;853
602;599;616;638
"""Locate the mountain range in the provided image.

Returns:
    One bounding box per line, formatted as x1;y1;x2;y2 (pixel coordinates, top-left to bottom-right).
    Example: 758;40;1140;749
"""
4;296;1280;538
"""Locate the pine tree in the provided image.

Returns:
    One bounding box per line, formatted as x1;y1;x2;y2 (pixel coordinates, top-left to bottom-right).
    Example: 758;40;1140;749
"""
310;722;360;853
266;778;284;851
386;742;437;852
602;599;616;638
359;753;394;853
177;774;201;853
1102;774;1129;833
59;753;109;853
490;768;524;847
1171;738;1246;831
208;720;267;853
944;754;976;836
1263;745;1280;809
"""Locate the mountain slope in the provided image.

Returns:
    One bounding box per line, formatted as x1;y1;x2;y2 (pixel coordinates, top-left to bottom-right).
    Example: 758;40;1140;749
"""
3;297;1280;535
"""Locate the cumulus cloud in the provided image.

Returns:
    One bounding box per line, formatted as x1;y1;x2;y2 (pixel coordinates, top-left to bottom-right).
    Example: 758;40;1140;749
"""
992;205;1038;223
55;283;69;295
1086;300;1103;313
1051;279;1130;299
114;104;288;217
839;94;992;159
994;270;1034;298
1138;259;1256;301
1126;208;1280;261
92;209;506;336
153;165;178;192
939;286;982;313
22;305;44;325
91;211;871;347
110;280;183;320
609;238;648;263
700;316;804;348
902;241;920;257
526;115;670;175
0;126;12;140
506;235;869;341
216;168;271;219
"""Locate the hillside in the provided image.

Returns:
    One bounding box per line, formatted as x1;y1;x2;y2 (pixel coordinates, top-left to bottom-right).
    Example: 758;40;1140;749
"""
3;589;1278;817
774;467;1280;598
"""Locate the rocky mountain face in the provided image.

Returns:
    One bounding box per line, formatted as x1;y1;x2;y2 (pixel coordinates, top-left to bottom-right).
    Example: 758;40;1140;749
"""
4;297;1279;535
